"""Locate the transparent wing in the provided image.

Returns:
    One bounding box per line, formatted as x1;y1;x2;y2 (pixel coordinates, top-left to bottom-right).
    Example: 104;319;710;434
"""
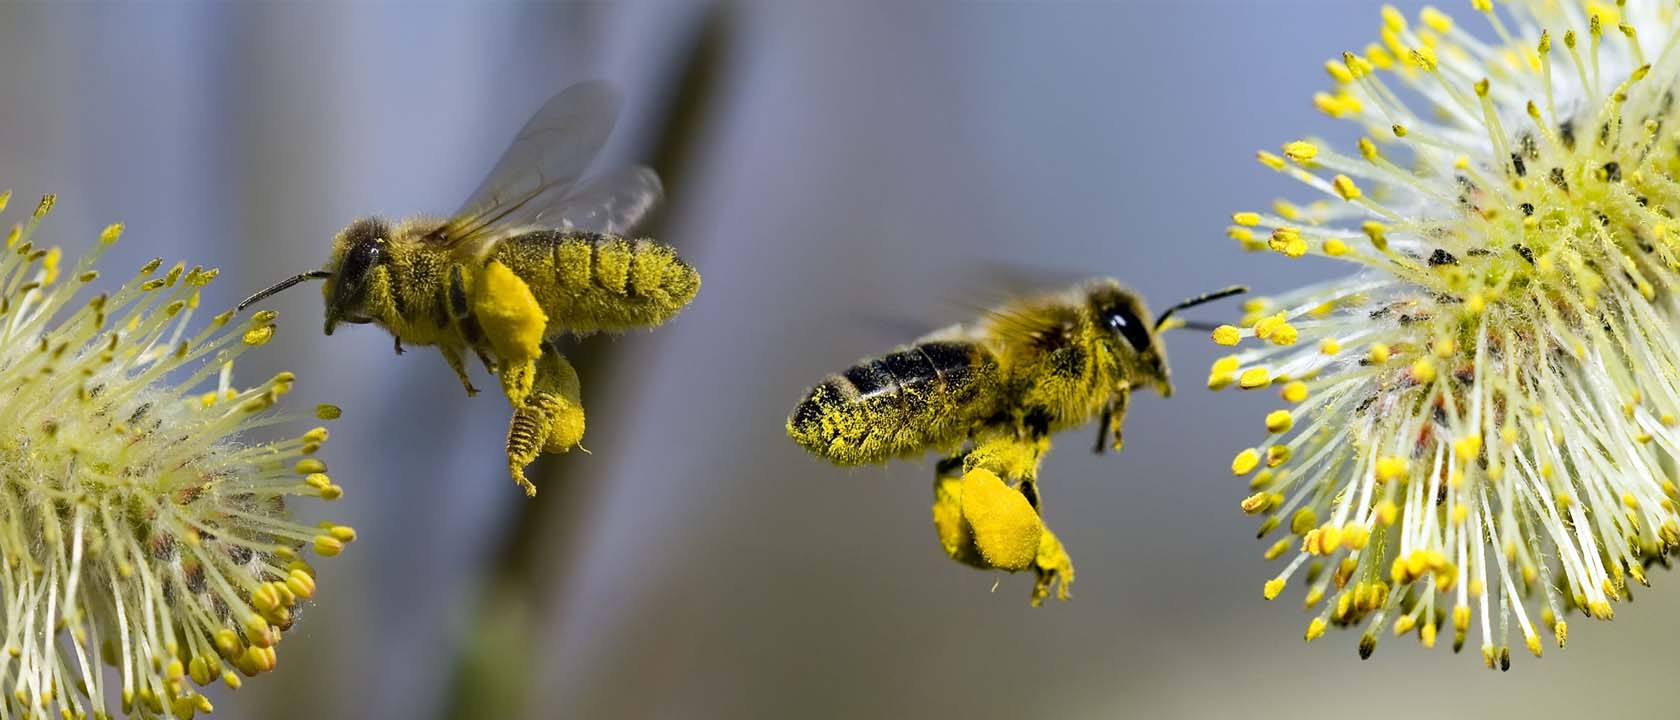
438;80;623;257
545;165;664;237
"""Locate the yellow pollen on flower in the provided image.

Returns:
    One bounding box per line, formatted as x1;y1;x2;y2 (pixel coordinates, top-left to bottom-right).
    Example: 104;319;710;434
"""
1232;448;1261;476
1332;174;1363;201
1239;367;1272;389
1264;578;1287;600
1367;343;1390;363
1266;410;1294;434
1410;357;1436;384
1232;212;1261;226
1323;238;1349;256
1281;381;1309;403
1269;228;1308;257
1211;324;1241;346
1282;141;1319;163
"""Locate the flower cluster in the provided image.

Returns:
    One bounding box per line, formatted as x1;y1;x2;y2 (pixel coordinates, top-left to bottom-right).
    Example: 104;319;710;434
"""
0;193;353;716
1213;1;1680;667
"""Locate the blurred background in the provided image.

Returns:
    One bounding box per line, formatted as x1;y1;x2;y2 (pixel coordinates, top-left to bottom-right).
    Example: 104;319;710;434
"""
0;1;1673;718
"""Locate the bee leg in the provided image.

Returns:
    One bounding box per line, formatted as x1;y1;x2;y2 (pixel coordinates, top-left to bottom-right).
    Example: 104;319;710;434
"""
1094;388;1129;455
505;348;585;497
440;345;480;397
393;336;405;355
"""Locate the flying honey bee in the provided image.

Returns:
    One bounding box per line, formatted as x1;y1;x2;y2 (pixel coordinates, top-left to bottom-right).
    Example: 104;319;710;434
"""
240;80;700;496
787;279;1242;601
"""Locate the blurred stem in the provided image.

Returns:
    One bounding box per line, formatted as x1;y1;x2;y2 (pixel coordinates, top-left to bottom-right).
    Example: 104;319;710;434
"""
438;8;729;720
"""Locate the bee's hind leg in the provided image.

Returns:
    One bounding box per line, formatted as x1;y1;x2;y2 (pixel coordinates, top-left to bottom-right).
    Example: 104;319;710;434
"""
505;345;585;497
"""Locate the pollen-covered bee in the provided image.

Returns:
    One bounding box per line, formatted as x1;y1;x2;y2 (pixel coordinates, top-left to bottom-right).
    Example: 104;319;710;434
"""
240;81;700;496
788;280;1242;602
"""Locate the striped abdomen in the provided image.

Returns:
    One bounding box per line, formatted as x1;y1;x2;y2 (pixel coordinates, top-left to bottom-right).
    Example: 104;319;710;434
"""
788;340;1001;465
497;230;701;335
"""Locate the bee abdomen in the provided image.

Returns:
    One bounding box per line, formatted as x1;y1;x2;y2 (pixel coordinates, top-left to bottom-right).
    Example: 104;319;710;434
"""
788;341;998;465
547;232;700;332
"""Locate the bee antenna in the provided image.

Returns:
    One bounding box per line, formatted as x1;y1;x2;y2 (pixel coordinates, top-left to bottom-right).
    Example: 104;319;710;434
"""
1154;285;1247;331
237;270;333;313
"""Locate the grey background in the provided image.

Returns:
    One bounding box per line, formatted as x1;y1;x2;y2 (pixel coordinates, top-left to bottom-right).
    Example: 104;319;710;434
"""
0;1;1669;718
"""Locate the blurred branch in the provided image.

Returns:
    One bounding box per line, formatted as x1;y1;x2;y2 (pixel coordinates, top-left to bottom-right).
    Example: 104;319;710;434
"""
439;7;731;719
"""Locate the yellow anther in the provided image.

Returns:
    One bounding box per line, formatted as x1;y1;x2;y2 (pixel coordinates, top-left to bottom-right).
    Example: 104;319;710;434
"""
312;535;344;557
1212;325;1241;346
1269;323;1298;346
1367;343;1390;363
241;326;274;346
1266;410;1294;434
1264;578;1286;600
1412;46;1438;71
1319;338;1341;355
1232;211;1261;226
1269;227;1307;257
1419;6;1452;33
1375;456;1407;483
1239;367;1271;389
1341;524;1370;550
1232;448;1261;476
1282;141;1319;163
1331;174;1362;201
1256;151;1286;171
1305;617;1328;641
1281;381;1308;403
1410;357;1436;384
1290;507;1318;535
1326;59;1354;84
293;459;326;475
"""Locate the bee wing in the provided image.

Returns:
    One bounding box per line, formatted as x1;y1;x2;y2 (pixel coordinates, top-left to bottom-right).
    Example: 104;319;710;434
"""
438;80;625;260
544;164;664;237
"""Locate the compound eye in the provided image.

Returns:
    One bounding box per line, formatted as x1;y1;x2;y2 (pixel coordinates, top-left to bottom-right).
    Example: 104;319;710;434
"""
1107;306;1154;353
342;239;387;281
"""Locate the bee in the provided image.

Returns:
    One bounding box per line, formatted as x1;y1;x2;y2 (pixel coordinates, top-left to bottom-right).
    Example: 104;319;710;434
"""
787;279;1242;602
239;80;701;496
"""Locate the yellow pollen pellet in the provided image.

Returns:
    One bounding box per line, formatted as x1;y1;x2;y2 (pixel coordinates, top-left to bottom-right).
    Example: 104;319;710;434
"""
1239;367;1271;389
1211;325;1241;346
1232;448;1261;476
1266;410;1294;434
1282;140;1319;163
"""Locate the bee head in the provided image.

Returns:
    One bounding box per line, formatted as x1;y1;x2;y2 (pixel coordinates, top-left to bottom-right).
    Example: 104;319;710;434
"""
323;217;393;335
1086;281;1173;397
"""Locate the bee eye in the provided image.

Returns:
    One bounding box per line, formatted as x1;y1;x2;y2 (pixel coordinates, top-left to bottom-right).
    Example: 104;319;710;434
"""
342;239;387;281
1105;306;1154;353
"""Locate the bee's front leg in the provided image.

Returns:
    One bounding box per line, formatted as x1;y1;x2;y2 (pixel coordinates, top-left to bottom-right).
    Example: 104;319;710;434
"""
439;345;480;397
394;336;405;355
505;347;585;497
1093;386;1130;455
